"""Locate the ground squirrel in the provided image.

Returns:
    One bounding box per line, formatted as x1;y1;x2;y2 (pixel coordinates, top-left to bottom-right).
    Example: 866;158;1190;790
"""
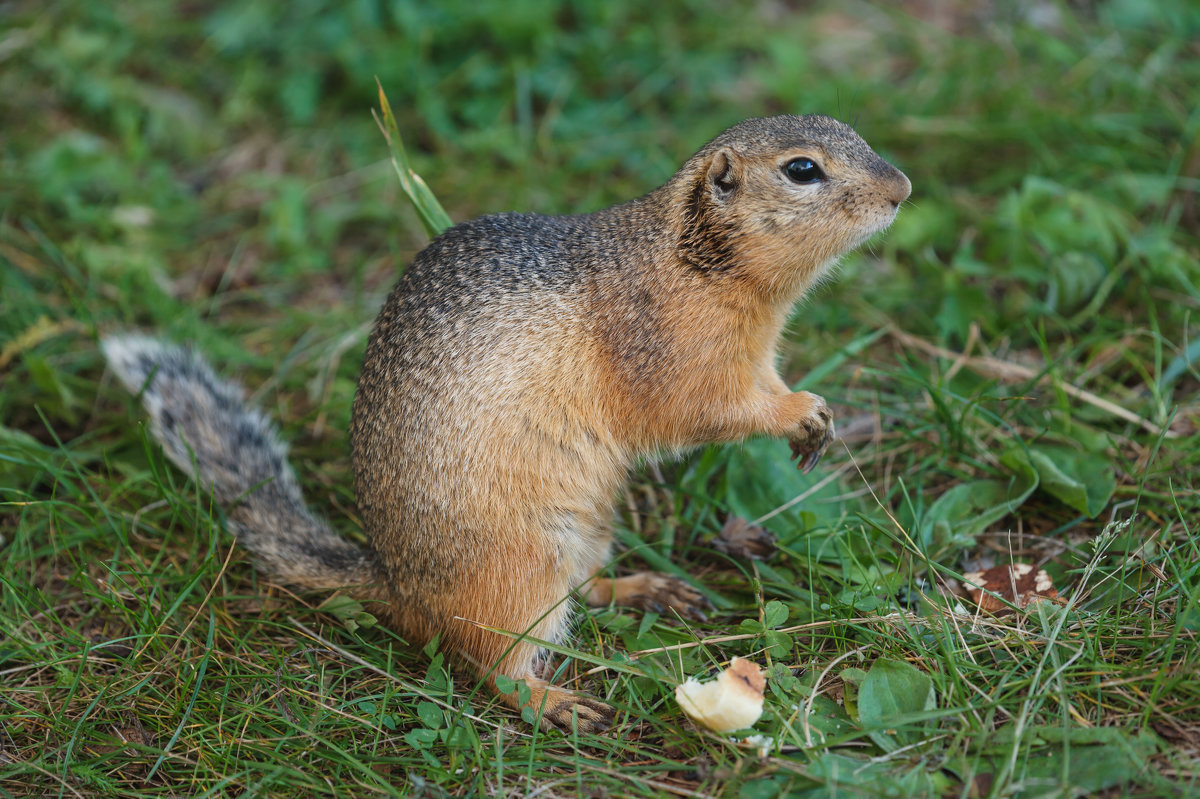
104;114;910;733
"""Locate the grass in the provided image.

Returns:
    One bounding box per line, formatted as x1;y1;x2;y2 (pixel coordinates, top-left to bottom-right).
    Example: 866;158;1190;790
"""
2;0;1199;795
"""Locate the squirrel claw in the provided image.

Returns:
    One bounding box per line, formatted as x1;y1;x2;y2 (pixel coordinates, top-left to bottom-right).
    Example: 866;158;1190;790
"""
622;572;711;622
789;442;823;474
788;412;835;474
538;691;616;734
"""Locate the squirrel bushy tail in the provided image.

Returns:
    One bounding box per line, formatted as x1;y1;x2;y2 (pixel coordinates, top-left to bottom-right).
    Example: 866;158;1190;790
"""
102;336;382;590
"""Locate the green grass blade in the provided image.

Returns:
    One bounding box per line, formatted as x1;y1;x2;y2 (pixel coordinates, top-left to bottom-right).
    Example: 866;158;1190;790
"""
375;79;453;238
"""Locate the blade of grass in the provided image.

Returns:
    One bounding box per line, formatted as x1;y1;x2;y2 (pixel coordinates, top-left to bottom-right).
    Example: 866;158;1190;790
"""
374;79;453;238
147;606;215;781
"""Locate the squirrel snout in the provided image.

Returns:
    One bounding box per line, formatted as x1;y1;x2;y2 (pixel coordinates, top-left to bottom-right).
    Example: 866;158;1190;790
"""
887;170;912;208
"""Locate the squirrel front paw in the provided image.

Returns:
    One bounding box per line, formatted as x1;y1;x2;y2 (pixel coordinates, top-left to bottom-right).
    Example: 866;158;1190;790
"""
786;394;835;473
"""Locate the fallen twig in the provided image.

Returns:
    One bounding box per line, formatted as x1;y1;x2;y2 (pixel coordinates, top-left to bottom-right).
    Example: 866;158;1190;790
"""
888;326;1178;439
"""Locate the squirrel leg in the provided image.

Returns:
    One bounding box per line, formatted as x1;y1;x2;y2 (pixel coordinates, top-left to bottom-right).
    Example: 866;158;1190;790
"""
678;365;834;472
755;368;836;473
725;386;834;474
457;621;616;734
585;574;710;621
442;548;616;734
487;665;615;734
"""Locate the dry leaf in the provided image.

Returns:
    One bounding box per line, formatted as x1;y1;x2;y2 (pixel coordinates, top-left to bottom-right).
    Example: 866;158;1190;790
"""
713;516;777;560
961;563;1059;614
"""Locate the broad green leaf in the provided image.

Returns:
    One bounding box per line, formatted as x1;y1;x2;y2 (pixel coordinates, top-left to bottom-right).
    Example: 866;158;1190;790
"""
635;610;660;639
317;595;377;632
0;426;56;487
416;701;443;730
804;695;858;740
980;725;1161;796
840;667;869;686
1019;744;1150;796
405;728;438;748
739;776;794;799
1047;251;1108;313
839;667;867;723
739;617;764;634
763;600;789;629
719;438;845;527
857;658;936;752
1028;444;1116;517
805;752;949;797
764;630;792;658
765;662;801;694
919;448;1038;554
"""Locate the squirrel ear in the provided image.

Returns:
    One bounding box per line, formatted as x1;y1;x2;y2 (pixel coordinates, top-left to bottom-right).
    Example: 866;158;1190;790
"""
707;150;737;201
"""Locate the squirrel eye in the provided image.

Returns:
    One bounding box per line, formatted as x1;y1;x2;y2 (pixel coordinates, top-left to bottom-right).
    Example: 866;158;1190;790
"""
784;157;824;184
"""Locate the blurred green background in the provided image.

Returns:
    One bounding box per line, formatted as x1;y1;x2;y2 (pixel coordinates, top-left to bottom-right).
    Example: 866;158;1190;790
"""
5;0;1196;356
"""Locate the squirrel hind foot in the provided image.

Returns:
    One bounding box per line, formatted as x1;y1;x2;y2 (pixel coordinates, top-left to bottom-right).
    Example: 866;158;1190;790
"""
588;573;711;622
505;677;615;734
537;689;615;734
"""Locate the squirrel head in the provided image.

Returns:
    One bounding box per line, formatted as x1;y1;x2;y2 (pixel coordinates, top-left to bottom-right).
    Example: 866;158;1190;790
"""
674;115;910;302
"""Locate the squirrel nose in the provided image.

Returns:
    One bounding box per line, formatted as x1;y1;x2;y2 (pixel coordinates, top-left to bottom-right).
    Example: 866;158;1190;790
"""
888;171;912;207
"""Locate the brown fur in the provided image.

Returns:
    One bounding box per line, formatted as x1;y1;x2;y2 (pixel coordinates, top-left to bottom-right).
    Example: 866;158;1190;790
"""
352;115;909;731
106;115;909;734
